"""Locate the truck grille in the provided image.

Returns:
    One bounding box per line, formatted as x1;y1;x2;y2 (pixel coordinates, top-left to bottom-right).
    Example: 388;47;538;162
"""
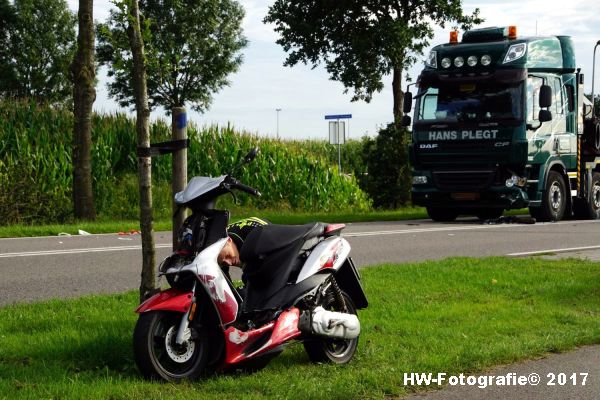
416;141;511;166
432;170;495;190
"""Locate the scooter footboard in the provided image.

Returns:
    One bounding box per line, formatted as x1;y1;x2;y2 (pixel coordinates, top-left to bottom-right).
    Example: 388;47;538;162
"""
135;289;193;314
222;307;301;367
335;258;368;309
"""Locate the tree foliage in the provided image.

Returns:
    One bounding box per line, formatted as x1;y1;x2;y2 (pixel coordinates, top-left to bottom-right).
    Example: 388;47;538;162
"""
362;123;411;208
0;0;76;103
0;0;17;94
96;0;247;113
265;0;482;120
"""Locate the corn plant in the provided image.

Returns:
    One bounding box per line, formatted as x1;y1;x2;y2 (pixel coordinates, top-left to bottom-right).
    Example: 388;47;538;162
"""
0;100;371;225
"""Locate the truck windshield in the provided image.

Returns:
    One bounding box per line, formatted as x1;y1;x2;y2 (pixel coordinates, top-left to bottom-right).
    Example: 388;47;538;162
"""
415;81;523;123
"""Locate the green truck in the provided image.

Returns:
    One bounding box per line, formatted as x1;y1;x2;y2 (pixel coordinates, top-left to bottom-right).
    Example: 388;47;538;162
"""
404;26;600;222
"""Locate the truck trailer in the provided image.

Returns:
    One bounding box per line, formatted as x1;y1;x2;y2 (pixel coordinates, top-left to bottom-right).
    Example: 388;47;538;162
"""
404;26;600;222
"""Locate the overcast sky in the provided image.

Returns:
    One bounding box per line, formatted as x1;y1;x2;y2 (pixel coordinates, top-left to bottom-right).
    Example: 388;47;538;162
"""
67;0;600;140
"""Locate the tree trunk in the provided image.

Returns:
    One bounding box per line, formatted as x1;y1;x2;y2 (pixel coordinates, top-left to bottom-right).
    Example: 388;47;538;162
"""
127;0;156;303
71;0;96;221
392;66;404;125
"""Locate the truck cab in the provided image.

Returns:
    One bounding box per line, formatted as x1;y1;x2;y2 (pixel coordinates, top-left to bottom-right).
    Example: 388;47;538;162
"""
406;26;600;222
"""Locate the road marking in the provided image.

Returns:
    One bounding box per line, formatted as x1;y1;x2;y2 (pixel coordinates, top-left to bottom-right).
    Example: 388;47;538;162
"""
1;219;598;258
343;219;582;237
507;245;600;257
0;244;172;258
345;224;514;237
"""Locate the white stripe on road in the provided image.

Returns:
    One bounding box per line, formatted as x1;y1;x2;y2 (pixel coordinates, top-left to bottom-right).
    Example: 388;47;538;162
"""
0;219;598;258
345;223;517;237
0;244;172;258
1;224;512;258
507;245;600;257
345;218;600;237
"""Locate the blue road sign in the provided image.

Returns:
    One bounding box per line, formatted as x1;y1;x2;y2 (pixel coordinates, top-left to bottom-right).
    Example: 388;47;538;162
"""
324;114;352;120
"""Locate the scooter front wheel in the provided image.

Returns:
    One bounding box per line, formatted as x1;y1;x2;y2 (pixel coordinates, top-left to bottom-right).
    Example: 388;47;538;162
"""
133;311;208;381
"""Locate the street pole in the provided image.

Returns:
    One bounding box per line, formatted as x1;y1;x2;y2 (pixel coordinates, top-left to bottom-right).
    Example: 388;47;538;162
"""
592;41;600;117
172;107;187;250
338;119;342;174
276;108;282;139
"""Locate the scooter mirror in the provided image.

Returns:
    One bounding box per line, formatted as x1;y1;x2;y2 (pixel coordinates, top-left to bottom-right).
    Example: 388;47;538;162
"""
244;147;260;163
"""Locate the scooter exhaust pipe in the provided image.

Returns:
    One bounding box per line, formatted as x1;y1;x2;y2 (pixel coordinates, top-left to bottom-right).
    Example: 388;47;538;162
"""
299;307;360;340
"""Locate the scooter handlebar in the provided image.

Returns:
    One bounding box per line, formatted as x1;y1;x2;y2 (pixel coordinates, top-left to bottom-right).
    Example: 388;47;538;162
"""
227;178;262;197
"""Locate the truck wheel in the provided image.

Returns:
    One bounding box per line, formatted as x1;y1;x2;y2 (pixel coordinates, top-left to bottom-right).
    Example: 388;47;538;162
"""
426;207;459;222
537;170;567;222
573;172;600;220
475;208;504;221
583;121;600;153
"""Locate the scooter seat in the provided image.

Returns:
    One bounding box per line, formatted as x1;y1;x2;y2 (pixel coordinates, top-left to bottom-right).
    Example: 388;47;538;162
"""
240;222;326;261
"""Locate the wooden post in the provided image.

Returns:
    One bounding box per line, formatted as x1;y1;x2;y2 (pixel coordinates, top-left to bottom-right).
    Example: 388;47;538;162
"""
172;107;188;250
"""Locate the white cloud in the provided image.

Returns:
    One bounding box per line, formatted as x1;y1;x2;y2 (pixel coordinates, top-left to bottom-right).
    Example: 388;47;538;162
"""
241;0;278;43
66;0;600;139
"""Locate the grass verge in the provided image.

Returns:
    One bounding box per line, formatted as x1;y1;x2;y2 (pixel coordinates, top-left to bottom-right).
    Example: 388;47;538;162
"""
1;257;598;399
0;208;428;238
0;207;532;238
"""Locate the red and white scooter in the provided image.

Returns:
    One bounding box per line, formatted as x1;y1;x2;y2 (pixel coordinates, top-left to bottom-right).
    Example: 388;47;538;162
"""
133;148;368;381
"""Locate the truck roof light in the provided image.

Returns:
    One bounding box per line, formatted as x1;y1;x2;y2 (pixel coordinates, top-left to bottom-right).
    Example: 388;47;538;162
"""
508;26;517;39
441;57;451;68
467;55;478;67
481;55;492;66
454;56;464;67
449;30;459;44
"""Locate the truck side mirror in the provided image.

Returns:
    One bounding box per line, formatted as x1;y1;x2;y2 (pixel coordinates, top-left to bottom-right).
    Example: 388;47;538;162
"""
401;115;412;127
565;84;575;112
539;109;552;123
583;103;593;119
539;84;552;108
403;91;413;113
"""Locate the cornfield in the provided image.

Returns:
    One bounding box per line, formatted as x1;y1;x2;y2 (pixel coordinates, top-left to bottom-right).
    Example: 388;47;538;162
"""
0;100;371;224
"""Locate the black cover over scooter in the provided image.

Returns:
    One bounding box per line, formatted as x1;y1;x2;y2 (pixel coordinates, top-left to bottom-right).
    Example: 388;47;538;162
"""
240;223;326;312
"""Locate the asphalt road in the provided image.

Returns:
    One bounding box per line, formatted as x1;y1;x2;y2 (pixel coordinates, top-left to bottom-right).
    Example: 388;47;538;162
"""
2;217;600;305
1;217;598;399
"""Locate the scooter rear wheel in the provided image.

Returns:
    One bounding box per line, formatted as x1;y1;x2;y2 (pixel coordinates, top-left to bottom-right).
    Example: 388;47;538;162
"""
133;311;208;381
303;291;359;364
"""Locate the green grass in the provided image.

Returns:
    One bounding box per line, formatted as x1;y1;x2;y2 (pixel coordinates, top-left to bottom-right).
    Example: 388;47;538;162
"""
1;257;598;399
0;208;428;238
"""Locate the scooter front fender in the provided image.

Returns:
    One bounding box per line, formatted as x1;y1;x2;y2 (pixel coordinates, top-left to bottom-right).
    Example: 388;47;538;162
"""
135;289;193;314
